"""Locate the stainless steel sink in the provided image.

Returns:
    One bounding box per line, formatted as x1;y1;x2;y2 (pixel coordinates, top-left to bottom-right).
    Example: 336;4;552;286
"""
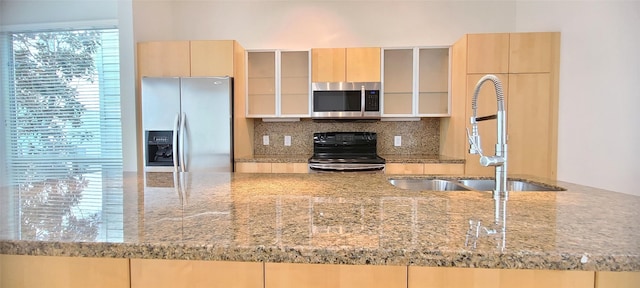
456;179;565;191
389;178;565;192
388;178;471;191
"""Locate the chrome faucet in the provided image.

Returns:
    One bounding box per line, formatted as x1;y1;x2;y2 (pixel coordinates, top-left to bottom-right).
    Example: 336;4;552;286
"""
466;74;508;223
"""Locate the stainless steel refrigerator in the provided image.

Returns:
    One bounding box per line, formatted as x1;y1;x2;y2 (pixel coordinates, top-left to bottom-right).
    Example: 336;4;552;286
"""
142;77;233;172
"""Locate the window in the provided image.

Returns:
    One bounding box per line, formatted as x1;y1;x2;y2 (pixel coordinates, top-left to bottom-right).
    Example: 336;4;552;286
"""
4;28;122;183
1;27;123;241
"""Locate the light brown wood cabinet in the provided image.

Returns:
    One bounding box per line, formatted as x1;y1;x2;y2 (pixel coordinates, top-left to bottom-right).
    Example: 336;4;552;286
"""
137;40;238;78
265;262;407;288
0;255;129;288
312;47;381;82
408;267;595;288
466;33;510;74
137;41;191;77
190;40;235;77
130;259;263;288
595;271;640;288
4;254;635;288
445;32;560;179
235;162;308;173
246;50;310;118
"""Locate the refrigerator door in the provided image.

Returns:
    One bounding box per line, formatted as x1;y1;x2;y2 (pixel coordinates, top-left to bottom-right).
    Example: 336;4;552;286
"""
141;77;181;130
142;77;181;172
180;77;233;172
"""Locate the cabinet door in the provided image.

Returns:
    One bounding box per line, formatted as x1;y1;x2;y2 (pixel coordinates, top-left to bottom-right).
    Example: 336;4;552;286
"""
418;47;450;115
247;51;277;116
423;163;465;175
346;47;381;82
280;51;310;116
190;40;235;77
235;162;272;173
137;41;191;77
265;263;406;288
509;32;558;73
271;163;309;173
464;74;509;177
466;33;509;74
131;259;263;288
383;48;414;116
385;163;424;174
1;255;129;288
311;48;346;82
508;73;556;179
596;271;640;288
408;267;594;288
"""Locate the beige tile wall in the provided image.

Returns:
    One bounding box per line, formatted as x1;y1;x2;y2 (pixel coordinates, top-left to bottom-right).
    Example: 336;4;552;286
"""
253;118;439;155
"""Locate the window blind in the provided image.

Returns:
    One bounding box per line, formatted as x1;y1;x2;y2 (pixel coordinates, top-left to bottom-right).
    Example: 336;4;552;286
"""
5;28;123;185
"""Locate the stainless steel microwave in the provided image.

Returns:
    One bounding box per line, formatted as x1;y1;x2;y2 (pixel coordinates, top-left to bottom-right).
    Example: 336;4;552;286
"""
311;82;381;119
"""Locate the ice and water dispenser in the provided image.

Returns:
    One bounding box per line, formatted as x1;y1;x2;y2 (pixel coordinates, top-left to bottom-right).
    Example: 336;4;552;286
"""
145;130;175;168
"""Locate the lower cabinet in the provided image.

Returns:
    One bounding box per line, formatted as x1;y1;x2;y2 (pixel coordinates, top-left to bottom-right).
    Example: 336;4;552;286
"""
0;255;129;288
3;254;637;288
235;162;308;173
265;262;407;288
130;259;263;288
408;267;595;288
596;271;640;288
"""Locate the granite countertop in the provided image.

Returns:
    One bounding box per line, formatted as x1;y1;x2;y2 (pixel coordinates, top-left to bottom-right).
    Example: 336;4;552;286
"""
1;172;639;271
235;154;464;164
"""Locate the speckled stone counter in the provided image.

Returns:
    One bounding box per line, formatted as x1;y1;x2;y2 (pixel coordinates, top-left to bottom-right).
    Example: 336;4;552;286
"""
1;172;638;271
381;154;464;164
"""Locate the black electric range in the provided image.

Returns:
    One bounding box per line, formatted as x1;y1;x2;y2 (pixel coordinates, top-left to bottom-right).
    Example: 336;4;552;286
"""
308;132;385;173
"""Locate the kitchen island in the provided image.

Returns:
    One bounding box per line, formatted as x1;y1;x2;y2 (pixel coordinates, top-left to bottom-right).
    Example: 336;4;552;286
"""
1;171;638;287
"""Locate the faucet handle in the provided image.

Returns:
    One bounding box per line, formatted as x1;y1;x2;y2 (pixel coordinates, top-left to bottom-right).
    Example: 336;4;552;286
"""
466;127;483;155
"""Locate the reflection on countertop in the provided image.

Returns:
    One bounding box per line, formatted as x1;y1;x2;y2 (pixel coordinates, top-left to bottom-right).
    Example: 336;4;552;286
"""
0;171;638;271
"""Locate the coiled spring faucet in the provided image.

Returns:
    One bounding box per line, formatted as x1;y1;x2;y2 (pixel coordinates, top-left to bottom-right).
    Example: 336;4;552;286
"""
467;74;508;223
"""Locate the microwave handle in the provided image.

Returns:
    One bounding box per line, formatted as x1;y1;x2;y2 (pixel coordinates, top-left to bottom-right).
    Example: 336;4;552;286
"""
361;85;365;116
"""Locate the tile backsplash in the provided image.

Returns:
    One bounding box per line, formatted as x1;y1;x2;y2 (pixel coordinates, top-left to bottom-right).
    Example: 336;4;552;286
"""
253;118;439;155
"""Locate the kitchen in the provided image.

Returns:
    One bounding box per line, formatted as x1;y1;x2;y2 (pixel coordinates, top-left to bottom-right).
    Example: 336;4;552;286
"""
1;0;639;288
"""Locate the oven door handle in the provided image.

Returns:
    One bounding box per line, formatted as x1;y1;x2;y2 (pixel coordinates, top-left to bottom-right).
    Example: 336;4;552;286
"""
308;163;385;171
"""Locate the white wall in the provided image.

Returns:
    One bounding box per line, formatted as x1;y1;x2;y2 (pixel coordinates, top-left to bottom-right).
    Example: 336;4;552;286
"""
515;1;640;196
133;1;517;48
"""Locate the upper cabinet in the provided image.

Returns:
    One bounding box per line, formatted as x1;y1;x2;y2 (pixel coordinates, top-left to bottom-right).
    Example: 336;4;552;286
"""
190;40;235;77
466;33;510;74
246;50;310;118
382;47;450;117
311;47;381;82
137;40;239;77
137;41;191;77
466;32;556;74
509;32;556;73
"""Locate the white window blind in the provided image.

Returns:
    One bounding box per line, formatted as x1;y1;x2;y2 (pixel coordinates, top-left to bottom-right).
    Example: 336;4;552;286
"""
5;28;123;185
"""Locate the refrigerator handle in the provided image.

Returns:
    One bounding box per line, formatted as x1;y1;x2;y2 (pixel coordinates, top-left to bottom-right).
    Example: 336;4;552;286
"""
179;112;186;172
172;113;180;172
